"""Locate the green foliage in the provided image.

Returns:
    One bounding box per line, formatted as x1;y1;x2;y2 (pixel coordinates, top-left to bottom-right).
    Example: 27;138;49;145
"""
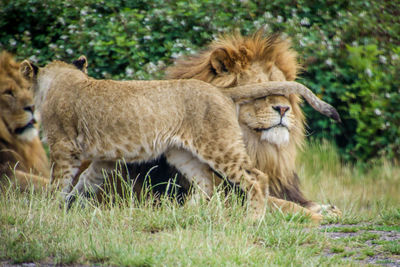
0;0;398;161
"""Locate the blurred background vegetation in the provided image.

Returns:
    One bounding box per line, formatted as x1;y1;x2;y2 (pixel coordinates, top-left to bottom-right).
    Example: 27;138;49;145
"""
0;0;399;162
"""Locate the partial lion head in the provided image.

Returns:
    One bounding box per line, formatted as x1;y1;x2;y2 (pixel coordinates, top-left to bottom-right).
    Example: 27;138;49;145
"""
0;51;38;143
166;31;306;197
0;51;50;188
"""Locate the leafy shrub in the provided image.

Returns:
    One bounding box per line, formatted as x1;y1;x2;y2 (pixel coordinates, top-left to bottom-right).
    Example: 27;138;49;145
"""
0;0;398;161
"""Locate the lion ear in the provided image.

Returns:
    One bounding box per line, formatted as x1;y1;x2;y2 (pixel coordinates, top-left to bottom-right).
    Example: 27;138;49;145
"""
19;60;38;81
210;48;235;74
72;55;88;73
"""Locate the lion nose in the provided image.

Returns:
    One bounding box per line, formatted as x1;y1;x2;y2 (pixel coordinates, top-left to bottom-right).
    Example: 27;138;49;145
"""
24;105;34;113
272;105;290;116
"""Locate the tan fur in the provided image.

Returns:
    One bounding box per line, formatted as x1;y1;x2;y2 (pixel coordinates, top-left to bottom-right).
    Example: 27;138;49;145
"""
21;58;325;222
0;51;49;190
166;31;341;216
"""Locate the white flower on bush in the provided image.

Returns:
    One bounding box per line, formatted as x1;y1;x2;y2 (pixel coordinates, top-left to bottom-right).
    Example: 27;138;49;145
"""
58;17;65;25
253;20;261;28
374;108;382;116
125;67;134;77
9;39;16;46
379;55;387;64
146;62;157;74
60;35;68;40
29;55;38;62
159;60;166;67
300;17;310;26
325;58;333;66
262;24;270;32
277;15;283;23
66;48;73;55
171;52;183;59
391;54;399;61
143;35;152;41
264;12;272;19
365;68;373;77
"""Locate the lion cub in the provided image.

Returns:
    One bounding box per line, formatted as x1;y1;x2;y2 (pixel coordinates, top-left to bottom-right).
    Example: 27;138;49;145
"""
19;58;271;218
20;57;337;221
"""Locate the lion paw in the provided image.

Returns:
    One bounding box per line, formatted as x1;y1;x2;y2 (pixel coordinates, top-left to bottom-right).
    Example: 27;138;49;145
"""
308;203;342;218
320;204;342;217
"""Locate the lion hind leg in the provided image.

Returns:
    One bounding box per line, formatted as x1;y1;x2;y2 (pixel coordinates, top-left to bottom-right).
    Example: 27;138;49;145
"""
68;161;114;196
165;148;217;199
66;160;115;208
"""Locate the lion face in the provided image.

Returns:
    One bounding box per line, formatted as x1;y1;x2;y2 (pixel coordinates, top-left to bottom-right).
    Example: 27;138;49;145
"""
239;94;298;146
233;63;302;147
0;57;37;142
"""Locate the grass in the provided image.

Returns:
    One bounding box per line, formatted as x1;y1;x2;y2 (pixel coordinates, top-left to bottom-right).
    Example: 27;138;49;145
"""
1;141;399;266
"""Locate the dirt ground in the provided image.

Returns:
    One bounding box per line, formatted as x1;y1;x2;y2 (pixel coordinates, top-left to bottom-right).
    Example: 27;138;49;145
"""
321;224;400;266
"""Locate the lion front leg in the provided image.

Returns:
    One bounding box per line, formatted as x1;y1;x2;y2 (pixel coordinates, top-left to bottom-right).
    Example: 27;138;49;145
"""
49;140;83;195
267;196;323;223
13;170;50;191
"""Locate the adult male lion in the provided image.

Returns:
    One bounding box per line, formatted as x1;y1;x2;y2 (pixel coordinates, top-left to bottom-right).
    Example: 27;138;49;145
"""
0;51;49;190
165;31;341;215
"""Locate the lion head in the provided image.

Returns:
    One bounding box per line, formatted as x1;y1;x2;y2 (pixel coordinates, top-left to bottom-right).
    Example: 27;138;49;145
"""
0;52;38;142
166;32;307;202
0;51;49;188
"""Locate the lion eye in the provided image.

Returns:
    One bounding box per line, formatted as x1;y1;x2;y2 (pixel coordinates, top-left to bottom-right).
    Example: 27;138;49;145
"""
4;89;14;97
254;96;267;101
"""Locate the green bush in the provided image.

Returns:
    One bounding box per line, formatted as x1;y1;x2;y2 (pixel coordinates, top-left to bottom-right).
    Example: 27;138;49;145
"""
0;0;398;161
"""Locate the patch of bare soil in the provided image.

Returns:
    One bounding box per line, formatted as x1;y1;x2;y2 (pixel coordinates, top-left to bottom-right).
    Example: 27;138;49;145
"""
321;224;400;266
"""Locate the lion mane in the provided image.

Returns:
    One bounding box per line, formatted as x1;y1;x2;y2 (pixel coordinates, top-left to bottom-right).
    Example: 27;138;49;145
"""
165;31;313;208
0;51;49;190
